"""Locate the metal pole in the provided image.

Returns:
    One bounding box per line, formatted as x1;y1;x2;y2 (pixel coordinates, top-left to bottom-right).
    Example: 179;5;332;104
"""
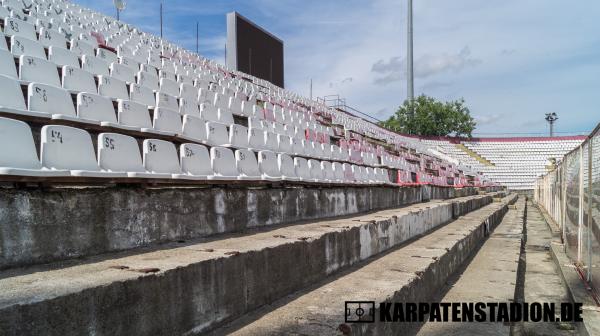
196;22;199;54
310;78;313;100
160;1;163;39
407;0;414;105
550;121;554;137
587;140;593;282
117;8;119;21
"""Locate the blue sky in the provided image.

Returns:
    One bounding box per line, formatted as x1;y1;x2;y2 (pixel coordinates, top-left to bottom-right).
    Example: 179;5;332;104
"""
76;0;600;136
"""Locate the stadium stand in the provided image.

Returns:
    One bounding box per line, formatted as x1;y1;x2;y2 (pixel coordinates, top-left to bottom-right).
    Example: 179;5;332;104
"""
420;136;585;190
0;0;499;189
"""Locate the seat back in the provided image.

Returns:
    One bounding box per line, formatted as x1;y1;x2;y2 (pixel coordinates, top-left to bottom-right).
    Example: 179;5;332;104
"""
153;107;182;134
28;82;76;116
211;146;238;178
206;121;229;146
98;75;128;100
235;149;261;178
181;115;207;142
41;125;99;171
19;55;60;86
117;99;152;129
77;92;117;123
308;159;323;181
248;128;266;150
11;35;45;58
0;74;26;109
129;83;155;106
0;117;42;169
278;154;297;179
62;66;97;93
229;124;249;148
294;157;311;180
98;133;144;173
258;150;281;178
180;143;212;176
142;139;181;174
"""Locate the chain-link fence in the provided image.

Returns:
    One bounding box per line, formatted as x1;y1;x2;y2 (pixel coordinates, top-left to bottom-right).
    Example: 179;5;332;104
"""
534;123;600;291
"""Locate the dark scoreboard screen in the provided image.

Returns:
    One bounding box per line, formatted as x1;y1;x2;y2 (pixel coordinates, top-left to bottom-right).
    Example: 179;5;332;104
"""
226;12;284;88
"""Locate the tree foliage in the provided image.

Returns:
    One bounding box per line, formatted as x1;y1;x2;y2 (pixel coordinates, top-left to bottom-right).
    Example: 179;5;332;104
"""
380;95;476;137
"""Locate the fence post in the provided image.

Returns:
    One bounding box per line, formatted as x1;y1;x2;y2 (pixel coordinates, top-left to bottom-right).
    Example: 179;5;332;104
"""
587;140;593;282
577;146;584;263
561;157;567;246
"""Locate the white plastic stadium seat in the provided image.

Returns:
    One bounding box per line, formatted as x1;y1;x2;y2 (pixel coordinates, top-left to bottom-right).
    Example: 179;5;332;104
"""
294;157;311;181
308;159;323;182
248;128;265;150
74;92;116;124
62;66;97;93
0;117;68;176
176;143;213;180
210;146;238;180
110;62;135;83
49;46;80;68
129;83;155;107
82;55;109;77
232;148;260;180
200;103;219;122
41;125;126;177
0;50;18;78
206;121;230;146
321;161;334;182
97;133;154;178
11;35;46;58
155;92;179;111
98;75;128;100
142;139;181;178
0;74;30;115
180;115;208;143
331;162;344;183
152;107;182;135
28;83;76;118
38;28;68;49
229;124;249;148
19;55;61;86
264;131;279;152
278;154;299;181
4;18;36;40
103;99;152;131
258;150;281;181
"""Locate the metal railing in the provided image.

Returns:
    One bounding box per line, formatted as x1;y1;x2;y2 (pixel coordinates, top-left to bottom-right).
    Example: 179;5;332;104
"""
534;122;600;292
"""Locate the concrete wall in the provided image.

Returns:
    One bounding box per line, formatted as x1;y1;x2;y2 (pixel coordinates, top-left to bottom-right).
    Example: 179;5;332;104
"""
0;186;483;269
0;193;500;336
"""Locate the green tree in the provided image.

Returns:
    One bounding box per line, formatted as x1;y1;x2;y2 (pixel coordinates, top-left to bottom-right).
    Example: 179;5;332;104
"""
380;95;476;137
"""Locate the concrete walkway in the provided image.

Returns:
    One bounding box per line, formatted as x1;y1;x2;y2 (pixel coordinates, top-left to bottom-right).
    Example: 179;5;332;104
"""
517;201;577;335
417;198;525;335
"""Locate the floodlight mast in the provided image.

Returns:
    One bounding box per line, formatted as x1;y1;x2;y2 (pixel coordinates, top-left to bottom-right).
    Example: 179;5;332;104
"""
407;0;414;108
113;0;125;21
545;112;558;137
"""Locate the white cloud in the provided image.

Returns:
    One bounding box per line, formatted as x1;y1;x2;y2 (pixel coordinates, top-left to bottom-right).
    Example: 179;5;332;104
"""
371;46;481;85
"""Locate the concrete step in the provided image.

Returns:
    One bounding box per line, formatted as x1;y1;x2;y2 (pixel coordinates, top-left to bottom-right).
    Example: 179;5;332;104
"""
416;197;526;335
0;185;489;270
212;193;517;336
0;192;504;336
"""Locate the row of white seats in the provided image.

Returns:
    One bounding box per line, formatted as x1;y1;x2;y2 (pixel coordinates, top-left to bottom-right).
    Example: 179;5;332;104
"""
0;117;391;184
0;49;326;138
0;80;352;164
